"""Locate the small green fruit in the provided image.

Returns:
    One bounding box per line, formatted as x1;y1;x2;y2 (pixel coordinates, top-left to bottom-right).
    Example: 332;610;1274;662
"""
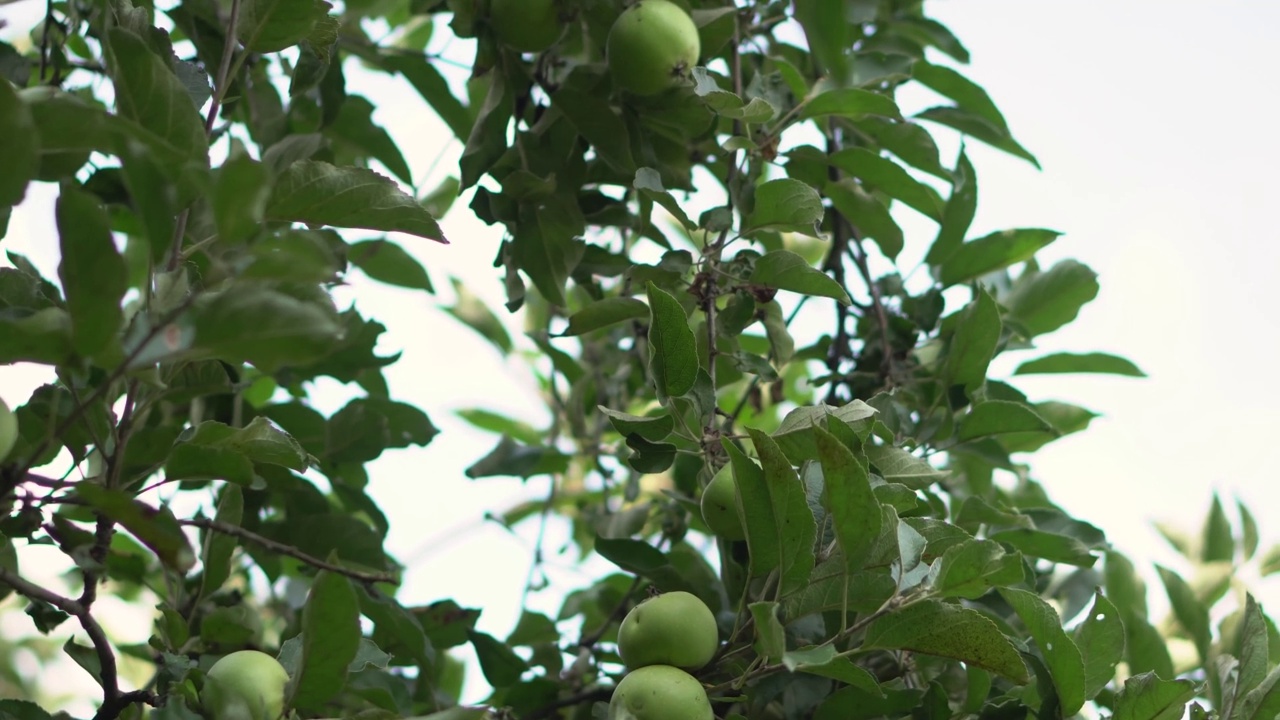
202;650;289;720
609;664;713;720
618;591;718;671
0;398;17;464
700;465;745;541
606;0;701;96
490;0;562;53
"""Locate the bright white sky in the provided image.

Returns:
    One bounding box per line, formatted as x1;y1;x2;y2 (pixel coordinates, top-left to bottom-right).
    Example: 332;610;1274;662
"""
2;0;1279;713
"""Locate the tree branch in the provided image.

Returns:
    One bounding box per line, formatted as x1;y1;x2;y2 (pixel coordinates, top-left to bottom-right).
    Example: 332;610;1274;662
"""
179;518;399;585
0;566;149;719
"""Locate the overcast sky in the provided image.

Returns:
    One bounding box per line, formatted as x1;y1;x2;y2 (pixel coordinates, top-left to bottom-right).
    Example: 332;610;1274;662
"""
2;0;1279;712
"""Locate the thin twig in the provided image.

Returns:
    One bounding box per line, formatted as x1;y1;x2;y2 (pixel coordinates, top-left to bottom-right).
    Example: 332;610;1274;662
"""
179;518;399;585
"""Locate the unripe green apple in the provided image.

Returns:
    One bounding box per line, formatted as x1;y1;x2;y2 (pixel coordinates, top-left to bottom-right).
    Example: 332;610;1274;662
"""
489;0;562;53
617;591;718;671
700;465;745;541
606;0;701;96
202;650;289;720
0;398;17;464
609;664;713;720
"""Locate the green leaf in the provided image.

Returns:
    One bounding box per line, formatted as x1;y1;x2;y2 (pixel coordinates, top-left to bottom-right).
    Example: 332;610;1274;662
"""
939;228;1061;287
773;400;878;462
799;87;903;121
467;629;528;688
930;539;1023;599
199;485;244;599
166;417;309;485
265;161;448;243
749;250;851;304
743;179;824;237
75;485;195;573
212;146;273;245
853;117;949;180
459;73;513;190
1124;613;1174;681
348;239;433;292
863;599;1029;683
1006;259;1100;337
1074;590;1125;701
958;401;1055;442
989;528;1097;567
22;90;108;182
0;77;38;205
1235;594;1270;708
999;588;1086;715
189;286;344;373
290;570;361;711
328;95;413;185
691;69;779;122
464;436;570;480
646;282;698;399
746;429;817;596
813;425;880;574
1099;552;1143;616
634;168;696;230
946;285;1001;393
1201;493;1234;563
1238;667;1280;720
791;0;849;86
911;62;1010;136
1113;672;1196;720
1239;498;1260;562
749;602;787;662
510;200;585;307
864;444;945;490
358;586;434;667
824;179;904;259
550;87;635;174
1156;565;1211;661
783;645;883;695
829;148;942;220
600;408;673;442
55;182;127;360
561;297;649;337
444;277;511;353
0;308;75;365
105;28;209;176
925;147;976;265
916;105;1039;169
1014;352;1146;377
236;0;333;53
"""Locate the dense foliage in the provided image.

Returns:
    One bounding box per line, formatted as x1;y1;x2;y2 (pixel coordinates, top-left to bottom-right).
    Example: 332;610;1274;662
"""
1;1;1278;719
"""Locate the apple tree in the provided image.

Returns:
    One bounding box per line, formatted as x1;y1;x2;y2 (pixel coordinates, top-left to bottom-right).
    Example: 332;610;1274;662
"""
1;0;1279;719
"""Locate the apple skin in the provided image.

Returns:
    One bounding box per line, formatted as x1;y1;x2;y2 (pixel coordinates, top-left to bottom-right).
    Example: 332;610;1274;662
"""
617;591;718;671
606;0;701;96
700;465;745;541
202;650;290;720
489;0;562;53
609;664;713;720
0;398;17;464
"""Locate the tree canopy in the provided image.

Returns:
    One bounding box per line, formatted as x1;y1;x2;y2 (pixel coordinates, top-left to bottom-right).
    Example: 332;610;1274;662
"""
1;1;1278;720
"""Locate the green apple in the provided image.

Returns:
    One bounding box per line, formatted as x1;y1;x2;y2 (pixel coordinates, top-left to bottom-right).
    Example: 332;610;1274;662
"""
489;0;562;53
609;664;713;720
202;650;290;720
606;0;701;96
0;398;17;464
617;591;718;671
700;465;745;541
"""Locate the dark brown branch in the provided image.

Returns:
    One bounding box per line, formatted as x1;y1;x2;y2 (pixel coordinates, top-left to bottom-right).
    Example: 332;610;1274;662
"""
179;518;399;585
0;566;145;719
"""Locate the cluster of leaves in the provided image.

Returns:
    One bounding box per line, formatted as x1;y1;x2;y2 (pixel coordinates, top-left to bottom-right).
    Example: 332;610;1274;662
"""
1;0;1278;720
